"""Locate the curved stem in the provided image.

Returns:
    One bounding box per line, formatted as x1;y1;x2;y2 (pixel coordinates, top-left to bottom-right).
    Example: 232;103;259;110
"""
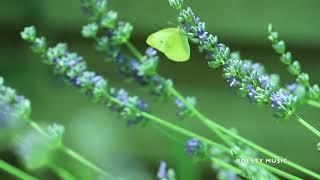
60;147;113;179
256;161;302;180
108;96;229;152
125;42;320;179
48;163;76;180
293;113;320;138
308;100;320;109
125;42;144;61
142;112;229;151
153;124;246;177
111;96;304;180
0;159;38;180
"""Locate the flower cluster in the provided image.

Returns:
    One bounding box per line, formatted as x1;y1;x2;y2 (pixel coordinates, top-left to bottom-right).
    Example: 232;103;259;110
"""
81;0;133;45
80;0;198;119
80;0;175;99
268;24;320;101
0;77;31;132
21;26;149;126
170;3;298;119
157;160;176;180
0;76;65;170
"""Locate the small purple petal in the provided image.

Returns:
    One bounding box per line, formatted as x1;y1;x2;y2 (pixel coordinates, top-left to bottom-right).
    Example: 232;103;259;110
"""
287;83;298;92
258;75;270;88
146;47;157;57
247;85;257;100
174;99;185;108
157;161;167;179
186;139;202;155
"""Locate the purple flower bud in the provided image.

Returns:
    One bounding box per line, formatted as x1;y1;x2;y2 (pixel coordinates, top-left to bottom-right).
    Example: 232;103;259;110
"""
157;160;167;179
247;85;257;100
251;63;260;70
270;89;289;109
0;101;14;128
127;116;144;127
91;76;103;84
116;89;129;104
216;43;225;52
174;98;185;108
74;77;81;87
205;52;215;60
146;47;157;57
137;100;148;112
193;16;200;23
15;96;25;104
287;83;298;92
185;139;202;156
115;53;125;63
258;75;270;88
227;78;239;88
130;60;139;71
198;30;208;41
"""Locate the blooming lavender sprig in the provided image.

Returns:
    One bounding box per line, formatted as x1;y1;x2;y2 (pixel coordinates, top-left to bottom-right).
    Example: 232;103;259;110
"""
81;0;133;46
0;77;31;131
80;0;176;100
157;160;176;180
268;24;320;102
169;3;298;119
21;26;149;126
1;76;114;178
80;0;199;119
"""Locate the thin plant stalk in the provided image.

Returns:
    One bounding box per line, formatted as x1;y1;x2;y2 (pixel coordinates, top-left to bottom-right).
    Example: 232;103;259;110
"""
0;159;38;180
124;41;320;179
28;121;113;179
110;92;303;180
210;157;245;178
308;100;320;109
293;113;320;138
255;161;302;180
48;163;76;180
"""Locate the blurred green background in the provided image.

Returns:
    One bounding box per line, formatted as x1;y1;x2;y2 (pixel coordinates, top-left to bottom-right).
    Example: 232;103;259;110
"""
1;0;320;179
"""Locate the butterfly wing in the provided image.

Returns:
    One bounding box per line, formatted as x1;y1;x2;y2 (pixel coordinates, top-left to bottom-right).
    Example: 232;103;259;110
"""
146;28;177;52
163;30;190;62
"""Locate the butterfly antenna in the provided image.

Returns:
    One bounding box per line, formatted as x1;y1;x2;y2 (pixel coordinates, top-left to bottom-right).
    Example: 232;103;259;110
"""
167;22;179;27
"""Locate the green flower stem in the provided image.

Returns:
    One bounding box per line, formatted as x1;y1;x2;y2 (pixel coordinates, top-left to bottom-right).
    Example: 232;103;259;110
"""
60;147;113;179
170;87;310;179
177;92;320;179
0;159;38;180
111;96;303;180
124;42;233;146
152;124;246;177
210;157;245;178
142;112;229;151
125;42;144;61
308;100;320;109
28;121;113;179
108;96;230;152
255;162;302;180
293;113;320;138
125;41;320;179
48;163;76;180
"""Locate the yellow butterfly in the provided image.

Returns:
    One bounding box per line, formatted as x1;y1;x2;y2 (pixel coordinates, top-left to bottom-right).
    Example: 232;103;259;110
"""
146;28;190;62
